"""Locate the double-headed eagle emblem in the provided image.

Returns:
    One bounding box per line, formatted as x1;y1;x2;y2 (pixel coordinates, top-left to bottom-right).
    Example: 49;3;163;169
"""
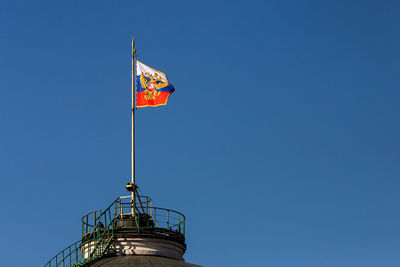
140;72;169;100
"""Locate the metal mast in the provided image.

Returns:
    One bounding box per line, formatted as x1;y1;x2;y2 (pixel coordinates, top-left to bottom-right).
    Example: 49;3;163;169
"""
131;37;137;216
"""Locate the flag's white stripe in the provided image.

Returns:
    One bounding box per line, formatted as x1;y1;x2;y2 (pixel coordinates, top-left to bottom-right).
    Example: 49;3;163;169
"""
136;61;168;82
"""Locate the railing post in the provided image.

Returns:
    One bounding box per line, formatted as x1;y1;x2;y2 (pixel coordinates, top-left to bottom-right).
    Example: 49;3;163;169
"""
104;212;107;230
183;216;185;236
119;199;122;220
178;214;181;233
107;209;110;227
69;246;71;266
167;210;170;229
154;208;156;227
135;213;140;232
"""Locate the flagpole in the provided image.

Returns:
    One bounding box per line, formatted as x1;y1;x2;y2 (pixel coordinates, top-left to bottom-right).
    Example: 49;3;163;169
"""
131;37;137;217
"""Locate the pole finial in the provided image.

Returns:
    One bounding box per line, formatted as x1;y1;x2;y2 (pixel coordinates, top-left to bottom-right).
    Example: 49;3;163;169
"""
132;36;136;54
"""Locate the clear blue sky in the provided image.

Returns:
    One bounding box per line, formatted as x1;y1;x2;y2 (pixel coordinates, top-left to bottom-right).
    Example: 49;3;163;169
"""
0;1;399;266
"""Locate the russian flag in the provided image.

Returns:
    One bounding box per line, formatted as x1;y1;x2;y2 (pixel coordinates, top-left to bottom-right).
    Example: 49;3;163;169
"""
136;60;175;108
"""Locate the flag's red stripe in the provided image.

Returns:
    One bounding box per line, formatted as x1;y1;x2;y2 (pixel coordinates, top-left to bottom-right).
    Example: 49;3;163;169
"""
136;91;171;107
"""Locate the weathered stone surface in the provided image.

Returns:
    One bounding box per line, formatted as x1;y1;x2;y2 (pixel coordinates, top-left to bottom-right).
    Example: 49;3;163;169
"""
81;236;186;261
87;255;203;267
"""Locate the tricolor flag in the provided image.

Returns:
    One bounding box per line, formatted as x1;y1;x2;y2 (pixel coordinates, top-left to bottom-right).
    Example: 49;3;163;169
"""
136;61;175;108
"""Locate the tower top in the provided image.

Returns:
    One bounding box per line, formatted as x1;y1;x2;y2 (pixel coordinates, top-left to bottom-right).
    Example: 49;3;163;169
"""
44;192;194;266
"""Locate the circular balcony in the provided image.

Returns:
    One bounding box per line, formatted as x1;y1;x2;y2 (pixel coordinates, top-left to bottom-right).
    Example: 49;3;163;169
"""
81;195;185;244
80;195;186;261
44;194;186;266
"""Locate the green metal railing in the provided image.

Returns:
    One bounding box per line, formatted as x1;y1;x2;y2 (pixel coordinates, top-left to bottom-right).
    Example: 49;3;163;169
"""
44;241;81;267
113;203;185;236
81;196;185;238
44;198;117;267
44;195;185;267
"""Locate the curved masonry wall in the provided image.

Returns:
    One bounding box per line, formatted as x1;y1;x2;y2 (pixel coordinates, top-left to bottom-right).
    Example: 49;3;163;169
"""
81;236;186;261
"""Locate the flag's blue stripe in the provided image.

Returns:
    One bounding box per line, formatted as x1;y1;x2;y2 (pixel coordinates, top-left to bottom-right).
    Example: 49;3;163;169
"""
136;75;174;92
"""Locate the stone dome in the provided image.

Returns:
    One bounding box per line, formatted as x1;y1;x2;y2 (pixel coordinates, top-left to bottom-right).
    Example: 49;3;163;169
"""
87;255;202;267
